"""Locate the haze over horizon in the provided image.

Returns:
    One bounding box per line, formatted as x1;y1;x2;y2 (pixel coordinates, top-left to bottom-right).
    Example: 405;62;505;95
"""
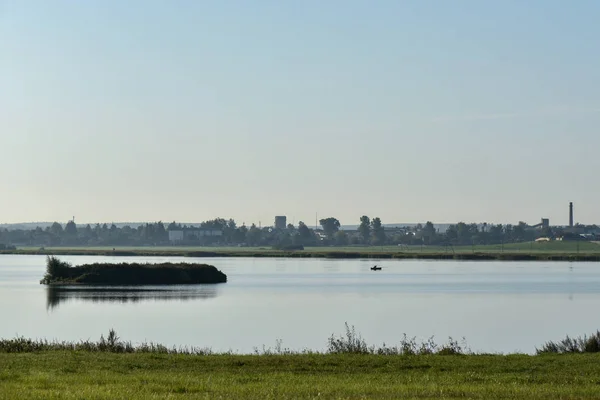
2;1;599;227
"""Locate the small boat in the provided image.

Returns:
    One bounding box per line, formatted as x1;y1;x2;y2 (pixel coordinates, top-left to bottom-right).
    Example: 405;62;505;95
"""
371;266;382;271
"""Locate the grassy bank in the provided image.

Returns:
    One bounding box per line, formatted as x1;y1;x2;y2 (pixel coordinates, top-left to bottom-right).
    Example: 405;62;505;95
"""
3;328;600;399
40;256;227;285
3;241;600;261
3;352;600;399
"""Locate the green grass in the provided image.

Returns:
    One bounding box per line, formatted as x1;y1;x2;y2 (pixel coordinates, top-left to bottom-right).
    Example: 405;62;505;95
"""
3;352;600;399
5;241;600;261
308;241;600;254
3;327;600;398
15;241;600;253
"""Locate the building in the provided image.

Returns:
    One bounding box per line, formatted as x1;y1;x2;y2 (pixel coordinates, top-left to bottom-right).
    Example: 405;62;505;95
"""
168;230;184;242
569;202;574;227
168;228;222;243
274;216;287;230
529;218;550;230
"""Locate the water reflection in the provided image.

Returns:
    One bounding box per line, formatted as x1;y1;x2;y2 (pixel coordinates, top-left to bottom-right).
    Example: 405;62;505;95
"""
46;285;218;310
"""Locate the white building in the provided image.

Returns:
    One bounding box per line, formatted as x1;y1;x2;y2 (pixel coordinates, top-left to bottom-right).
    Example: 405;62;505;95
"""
168;229;222;243
168;230;184;242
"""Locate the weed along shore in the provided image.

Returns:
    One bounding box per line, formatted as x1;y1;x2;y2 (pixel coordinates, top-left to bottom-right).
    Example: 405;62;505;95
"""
40;256;227;285
3;327;600;399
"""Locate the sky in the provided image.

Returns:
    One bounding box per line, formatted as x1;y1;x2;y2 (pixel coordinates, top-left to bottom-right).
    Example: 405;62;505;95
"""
1;0;599;227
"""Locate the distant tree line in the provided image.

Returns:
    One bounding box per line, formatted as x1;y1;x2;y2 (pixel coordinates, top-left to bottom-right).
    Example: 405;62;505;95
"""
0;217;597;248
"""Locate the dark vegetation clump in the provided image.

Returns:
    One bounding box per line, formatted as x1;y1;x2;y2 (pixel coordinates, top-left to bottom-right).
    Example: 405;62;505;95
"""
272;244;304;251
0;329;214;355
0;325;469;355
326;323;468;355
43;256;71;281
8;324;600;356
40;256;227;285
536;331;600;354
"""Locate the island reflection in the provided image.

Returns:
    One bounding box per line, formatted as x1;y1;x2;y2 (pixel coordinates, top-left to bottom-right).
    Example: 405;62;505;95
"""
46;285;218;310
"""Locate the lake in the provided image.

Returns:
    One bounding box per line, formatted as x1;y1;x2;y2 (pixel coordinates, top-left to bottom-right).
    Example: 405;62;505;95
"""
0;255;597;354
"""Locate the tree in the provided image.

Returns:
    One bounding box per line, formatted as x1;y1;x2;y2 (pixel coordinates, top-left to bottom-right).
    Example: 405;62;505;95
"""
50;222;63;236
297;221;313;244
64;220;77;236
371;217;386;245
452;222;478;245
246;224;263;246
141;224;154;241
167;221;181;231
201;218;227;231
488;224;504;243
222;219;237;243
445;225;458;244
319;217;340;239
234;225;248;243
334;230;349;246
358;216;371;244
512;222;528;242
422;221;436;245
155;221;167;242
540;226;553;238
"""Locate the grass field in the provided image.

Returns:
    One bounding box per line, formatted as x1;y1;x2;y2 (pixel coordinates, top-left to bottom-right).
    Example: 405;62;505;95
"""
2;323;600;399
2;352;600;399
5;240;600;261
14;240;600;253
10;241;599;251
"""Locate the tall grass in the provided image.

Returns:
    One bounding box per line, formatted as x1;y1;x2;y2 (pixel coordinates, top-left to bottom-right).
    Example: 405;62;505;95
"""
6;325;600;356
40;256;72;284
326;323;468;355
0;324;469;355
536;331;600;354
0;329;214;355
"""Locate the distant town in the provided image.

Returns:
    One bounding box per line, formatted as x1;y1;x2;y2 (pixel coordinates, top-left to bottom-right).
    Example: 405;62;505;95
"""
0;203;597;250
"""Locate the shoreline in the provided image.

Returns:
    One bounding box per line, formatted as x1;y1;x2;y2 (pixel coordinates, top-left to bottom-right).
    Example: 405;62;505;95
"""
1;247;600;261
2;329;600;398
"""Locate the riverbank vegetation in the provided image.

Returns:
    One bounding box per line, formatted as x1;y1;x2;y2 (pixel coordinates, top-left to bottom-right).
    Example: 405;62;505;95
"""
40;256;227;285
1;324;468;356
537;330;600;354
7;243;600;261
3;328;600;399
3;325;599;356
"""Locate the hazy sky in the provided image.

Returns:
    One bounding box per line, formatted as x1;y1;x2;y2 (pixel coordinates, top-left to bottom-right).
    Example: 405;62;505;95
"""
2;1;599;226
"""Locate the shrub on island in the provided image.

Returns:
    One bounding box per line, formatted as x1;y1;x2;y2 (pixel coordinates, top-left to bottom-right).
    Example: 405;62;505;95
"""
40;256;227;285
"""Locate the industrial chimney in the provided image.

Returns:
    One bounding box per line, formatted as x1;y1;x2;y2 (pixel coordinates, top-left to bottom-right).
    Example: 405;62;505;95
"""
569;202;574;227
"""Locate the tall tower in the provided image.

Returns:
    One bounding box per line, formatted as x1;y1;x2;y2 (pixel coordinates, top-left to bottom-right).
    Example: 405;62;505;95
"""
569;202;574;227
274;216;287;230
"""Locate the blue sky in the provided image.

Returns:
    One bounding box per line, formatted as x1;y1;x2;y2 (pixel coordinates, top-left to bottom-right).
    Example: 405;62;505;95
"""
1;1;599;226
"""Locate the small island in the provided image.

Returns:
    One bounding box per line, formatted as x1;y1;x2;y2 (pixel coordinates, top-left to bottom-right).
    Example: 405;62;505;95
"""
40;256;227;285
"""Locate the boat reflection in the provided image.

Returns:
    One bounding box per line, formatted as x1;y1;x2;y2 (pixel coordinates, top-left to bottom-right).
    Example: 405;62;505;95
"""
46;285;218;310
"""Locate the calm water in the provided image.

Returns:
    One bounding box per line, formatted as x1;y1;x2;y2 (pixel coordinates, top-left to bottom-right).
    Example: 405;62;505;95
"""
0;255;598;354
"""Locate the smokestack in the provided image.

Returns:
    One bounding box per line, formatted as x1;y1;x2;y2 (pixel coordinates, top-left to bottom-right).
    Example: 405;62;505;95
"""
569;202;574;227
